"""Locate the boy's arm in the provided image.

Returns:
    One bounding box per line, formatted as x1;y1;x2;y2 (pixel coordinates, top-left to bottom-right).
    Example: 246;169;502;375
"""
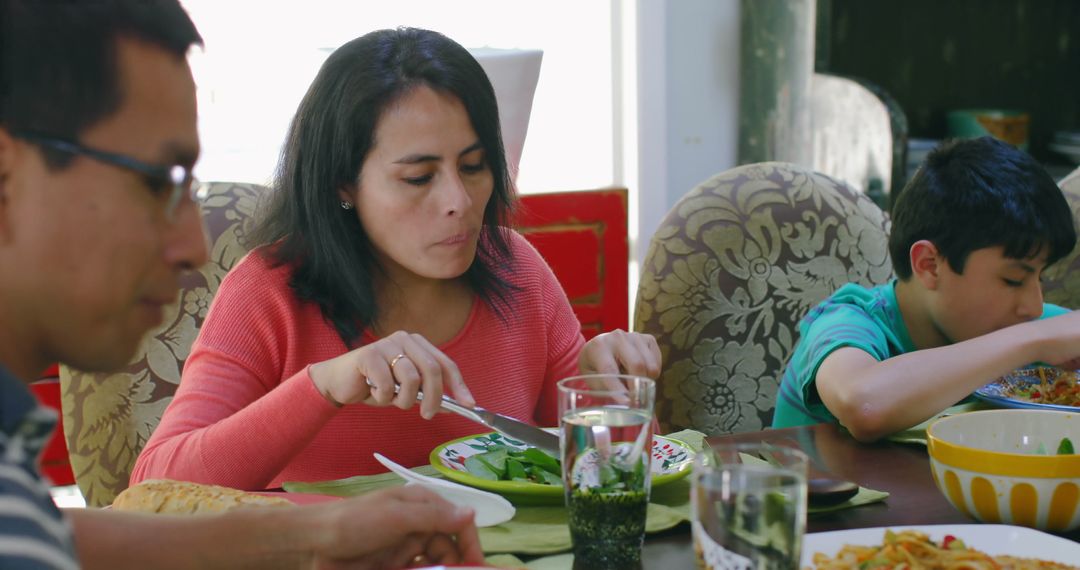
69;486;482;569
817;311;1080;441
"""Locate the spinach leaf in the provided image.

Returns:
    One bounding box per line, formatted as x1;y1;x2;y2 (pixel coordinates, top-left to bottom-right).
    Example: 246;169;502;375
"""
464;455;499;480
463;444;564;485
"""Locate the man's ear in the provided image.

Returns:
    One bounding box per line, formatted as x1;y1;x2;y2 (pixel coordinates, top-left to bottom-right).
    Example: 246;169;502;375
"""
0;128;15;230
0;127;32;243
0;127;13;200
909;239;942;290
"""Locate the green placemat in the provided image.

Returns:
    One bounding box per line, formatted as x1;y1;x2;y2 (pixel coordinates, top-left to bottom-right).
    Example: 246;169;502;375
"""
521;553;574;570
283;430;701;556
887;401;990;445
486;552;575;570
737;452;889;515
809;486;889;513
477;477;693;555
484;554;527;568
284;428;885;564
283;465;442;495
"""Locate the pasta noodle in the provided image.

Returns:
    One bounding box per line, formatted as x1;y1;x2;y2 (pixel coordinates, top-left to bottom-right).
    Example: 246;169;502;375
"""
807;529;1079;570
1011;368;1080;407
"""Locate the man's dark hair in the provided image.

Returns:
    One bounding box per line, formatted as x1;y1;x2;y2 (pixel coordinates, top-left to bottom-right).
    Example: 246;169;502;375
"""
249;27;518;345
889;136;1076;279
0;0;202;168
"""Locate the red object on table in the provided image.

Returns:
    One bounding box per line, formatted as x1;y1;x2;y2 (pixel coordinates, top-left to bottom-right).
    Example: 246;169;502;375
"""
516;188;629;339
30;366;76;486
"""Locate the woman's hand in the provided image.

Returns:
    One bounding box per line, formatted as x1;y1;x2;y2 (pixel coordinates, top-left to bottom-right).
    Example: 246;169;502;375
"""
308;330;475;419
578;329;662;378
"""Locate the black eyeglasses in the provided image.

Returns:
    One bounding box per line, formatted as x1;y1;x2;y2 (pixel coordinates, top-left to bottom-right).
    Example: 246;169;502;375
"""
14;130;202;221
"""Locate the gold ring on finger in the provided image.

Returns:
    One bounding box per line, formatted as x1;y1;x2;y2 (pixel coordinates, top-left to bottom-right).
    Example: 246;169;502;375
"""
389;353;408;369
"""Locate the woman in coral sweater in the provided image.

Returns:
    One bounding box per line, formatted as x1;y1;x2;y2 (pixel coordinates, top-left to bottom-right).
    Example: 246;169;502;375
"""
131;27;660;491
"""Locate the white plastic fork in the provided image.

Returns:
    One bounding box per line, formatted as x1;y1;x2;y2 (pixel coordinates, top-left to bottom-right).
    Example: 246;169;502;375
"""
372;453;515;527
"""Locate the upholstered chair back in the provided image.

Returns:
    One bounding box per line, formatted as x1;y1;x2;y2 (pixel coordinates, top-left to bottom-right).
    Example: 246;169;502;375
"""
810;73;895;199
634;162;893;436
60;182;268;507
1042;167;1080;309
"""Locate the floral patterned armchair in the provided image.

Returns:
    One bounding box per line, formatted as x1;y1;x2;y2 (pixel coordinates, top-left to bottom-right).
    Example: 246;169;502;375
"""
59;181;267;507
1042;167;1080;309
633;162;893;436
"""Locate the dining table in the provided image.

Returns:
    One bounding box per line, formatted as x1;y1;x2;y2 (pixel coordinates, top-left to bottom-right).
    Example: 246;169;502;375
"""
635;422;1080;568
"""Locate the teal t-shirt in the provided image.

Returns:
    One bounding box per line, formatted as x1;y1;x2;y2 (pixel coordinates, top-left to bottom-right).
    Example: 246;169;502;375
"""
771;280;1069;428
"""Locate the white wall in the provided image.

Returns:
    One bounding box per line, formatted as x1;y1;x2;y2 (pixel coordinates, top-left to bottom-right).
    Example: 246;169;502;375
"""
179;0;744;322
179;0;614;194
628;0;741;286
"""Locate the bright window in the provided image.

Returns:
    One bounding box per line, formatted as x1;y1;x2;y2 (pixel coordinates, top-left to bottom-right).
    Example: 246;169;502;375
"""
179;0;615;194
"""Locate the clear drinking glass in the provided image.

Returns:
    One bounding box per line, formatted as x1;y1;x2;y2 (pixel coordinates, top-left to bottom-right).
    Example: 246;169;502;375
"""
691;443;808;570
557;374;656;570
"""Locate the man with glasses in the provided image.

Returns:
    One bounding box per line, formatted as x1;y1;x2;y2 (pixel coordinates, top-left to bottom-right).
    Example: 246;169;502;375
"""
0;1;482;568
9;131;200;222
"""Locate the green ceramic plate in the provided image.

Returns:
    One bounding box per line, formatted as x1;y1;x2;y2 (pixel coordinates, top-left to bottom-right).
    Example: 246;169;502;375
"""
429;430;694;505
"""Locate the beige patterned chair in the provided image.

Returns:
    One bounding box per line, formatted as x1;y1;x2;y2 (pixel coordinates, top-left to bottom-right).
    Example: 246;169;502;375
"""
60;182;268;507
634;162;893;436
1042;167;1080;309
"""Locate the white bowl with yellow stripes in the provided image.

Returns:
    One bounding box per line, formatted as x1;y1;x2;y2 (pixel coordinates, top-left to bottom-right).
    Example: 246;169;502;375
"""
927;409;1080;532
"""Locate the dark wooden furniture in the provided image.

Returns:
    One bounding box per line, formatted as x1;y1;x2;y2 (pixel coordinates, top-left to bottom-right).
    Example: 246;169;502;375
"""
639;423;1080;568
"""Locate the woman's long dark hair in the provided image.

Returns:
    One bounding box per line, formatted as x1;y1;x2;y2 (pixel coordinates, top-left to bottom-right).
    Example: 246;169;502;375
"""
248;27;517;345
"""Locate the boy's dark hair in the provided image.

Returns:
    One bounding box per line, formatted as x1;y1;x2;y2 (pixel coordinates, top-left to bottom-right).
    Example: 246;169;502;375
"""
249;27;517;345
0;0;202;168
889;136;1076;279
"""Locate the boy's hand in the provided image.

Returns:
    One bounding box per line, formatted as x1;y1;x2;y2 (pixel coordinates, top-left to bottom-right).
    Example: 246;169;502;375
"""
1029;311;1080;367
1053;357;1080;370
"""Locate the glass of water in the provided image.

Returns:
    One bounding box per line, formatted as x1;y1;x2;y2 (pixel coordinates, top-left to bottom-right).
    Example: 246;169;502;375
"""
692;443;808;570
557;374;656;570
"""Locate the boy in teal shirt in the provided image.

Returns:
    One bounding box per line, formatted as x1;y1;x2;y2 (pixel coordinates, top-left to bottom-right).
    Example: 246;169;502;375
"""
773;137;1080;440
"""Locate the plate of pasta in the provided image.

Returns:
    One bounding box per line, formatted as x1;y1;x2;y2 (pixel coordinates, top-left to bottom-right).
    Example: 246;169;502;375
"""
802;525;1080;569
975;367;1080;412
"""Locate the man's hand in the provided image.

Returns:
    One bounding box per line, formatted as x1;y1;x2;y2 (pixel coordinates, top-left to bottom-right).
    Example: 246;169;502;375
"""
307;485;484;569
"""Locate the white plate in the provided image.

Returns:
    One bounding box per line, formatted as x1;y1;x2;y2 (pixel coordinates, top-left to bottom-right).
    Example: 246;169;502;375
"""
974;366;1080;412
801;524;1080;566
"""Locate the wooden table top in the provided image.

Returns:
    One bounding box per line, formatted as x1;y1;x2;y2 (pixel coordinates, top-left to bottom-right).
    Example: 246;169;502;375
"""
639;422;1080;568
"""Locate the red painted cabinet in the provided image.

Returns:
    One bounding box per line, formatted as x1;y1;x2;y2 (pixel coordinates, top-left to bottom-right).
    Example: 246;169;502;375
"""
29;374;75;486
515;188;629;339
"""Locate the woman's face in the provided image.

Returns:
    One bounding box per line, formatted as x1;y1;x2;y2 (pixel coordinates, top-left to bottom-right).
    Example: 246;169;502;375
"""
347;85;494;287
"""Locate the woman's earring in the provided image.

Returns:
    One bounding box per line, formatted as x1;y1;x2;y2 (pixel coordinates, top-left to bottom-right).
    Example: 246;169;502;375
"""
340;200;354;210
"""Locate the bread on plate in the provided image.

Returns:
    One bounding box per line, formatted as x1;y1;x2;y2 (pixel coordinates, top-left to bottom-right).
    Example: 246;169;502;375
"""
111;479;293;514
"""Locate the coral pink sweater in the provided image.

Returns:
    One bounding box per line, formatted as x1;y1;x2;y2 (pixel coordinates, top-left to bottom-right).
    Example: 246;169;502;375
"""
131;232;584;490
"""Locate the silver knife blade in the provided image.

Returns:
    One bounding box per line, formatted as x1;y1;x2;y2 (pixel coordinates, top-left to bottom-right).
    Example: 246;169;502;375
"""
438;396;560;454
368;383;562;455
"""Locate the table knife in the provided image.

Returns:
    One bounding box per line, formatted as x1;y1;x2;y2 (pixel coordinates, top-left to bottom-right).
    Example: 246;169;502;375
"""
436;396;560;455
367;380;562;454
